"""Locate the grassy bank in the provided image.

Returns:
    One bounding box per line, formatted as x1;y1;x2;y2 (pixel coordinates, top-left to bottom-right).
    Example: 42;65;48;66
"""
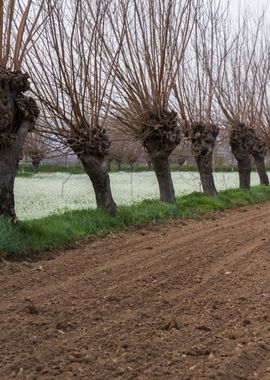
1;186;270;260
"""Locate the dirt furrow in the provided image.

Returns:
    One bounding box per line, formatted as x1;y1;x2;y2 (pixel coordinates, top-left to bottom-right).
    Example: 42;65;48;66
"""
0;203;270;379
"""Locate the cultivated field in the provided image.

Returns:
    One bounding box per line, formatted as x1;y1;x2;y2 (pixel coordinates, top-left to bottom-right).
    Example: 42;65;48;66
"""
1;203;270;379
15;171;267;220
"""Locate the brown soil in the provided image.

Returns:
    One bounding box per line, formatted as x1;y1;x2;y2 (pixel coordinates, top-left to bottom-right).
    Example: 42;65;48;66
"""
1;204;270;380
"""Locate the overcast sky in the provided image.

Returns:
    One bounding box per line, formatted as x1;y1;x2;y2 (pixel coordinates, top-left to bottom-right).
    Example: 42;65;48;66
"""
228;0;270;20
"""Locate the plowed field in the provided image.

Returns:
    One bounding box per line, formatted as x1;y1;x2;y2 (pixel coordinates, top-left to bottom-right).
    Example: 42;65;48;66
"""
1;203;270;379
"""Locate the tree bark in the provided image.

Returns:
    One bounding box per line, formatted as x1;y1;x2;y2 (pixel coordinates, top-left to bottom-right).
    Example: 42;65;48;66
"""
230;123;253;190
0;120;36;221
150;153;176;203
0;68;39;220
254;156;269;186
190;123;219;197
79;154;117;215
195;155;218;196
0;152;17;221
142;110;180;203
237;156;251;189
68;124;117;215
250;136;269;186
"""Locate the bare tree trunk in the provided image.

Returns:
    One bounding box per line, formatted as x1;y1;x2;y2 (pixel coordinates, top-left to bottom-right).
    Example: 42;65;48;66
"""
237;156;251;189
191;123;219;196
177;158;185;171
79;154;117;215
0;120;36;221
230;124;253;190
150;153;176;203
0;152;18;221
32;159;41;173
147;160;152;170
69;126;117;215
143;110;180;203
254;156;269;186
0;68;39;221
195;155;218;196
251;137;269;186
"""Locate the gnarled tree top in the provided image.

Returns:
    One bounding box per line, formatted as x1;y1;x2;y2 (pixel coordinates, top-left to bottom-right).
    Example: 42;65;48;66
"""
190;123;219;157
0;66;30;93
142;110;180;155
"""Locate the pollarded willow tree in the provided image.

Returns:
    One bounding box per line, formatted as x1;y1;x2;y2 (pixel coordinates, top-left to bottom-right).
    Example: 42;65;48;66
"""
122;140;142;171
173;1;223;196
209;8;270;189
257;108;270;185
248;43;270;186
258;84;270;154
23;132;51;173
105;120;143;171
0;0;43;221
108;0;197;203
27;0;126;215
248;131;269;186
105;138;125;171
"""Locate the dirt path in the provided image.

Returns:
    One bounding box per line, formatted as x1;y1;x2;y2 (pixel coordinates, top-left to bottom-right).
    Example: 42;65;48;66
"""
1;203;270;380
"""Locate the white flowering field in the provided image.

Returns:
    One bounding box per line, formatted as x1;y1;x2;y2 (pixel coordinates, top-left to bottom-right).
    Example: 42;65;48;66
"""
15;171;266;220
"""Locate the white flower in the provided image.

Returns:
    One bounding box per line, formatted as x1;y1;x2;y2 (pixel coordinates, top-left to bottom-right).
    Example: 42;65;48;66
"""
14;171;263;220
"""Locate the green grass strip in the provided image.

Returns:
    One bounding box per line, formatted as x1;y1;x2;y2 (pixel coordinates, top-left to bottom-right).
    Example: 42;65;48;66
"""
18;163;265;175
1;185;270;260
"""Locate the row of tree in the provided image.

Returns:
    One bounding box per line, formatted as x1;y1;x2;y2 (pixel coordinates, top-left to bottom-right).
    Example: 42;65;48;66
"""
0;0;270;222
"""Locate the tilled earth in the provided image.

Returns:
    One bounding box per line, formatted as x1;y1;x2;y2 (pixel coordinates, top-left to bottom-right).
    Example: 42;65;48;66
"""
1;203;270;379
